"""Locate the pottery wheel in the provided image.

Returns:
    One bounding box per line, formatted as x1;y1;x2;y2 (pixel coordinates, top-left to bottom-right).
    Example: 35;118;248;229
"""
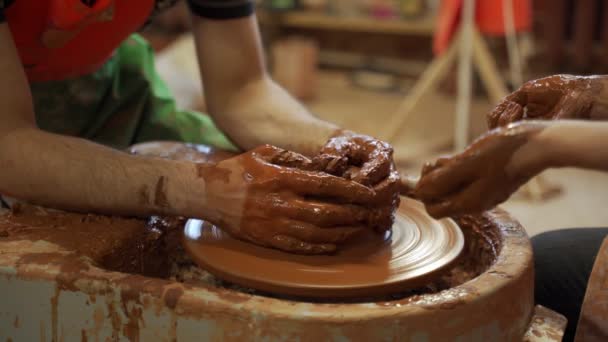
183;197;464;298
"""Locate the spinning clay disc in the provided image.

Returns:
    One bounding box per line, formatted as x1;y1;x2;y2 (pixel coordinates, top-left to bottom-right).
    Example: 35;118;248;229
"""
183;197;465;298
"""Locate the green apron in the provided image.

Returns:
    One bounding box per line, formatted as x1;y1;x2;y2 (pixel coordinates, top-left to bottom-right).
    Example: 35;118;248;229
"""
31;34;238;151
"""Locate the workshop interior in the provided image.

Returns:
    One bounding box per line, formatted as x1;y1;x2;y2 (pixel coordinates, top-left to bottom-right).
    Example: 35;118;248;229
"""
2;0;608;341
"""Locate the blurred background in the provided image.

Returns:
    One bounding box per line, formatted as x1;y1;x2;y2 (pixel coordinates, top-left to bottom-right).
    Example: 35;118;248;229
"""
141;0;608;236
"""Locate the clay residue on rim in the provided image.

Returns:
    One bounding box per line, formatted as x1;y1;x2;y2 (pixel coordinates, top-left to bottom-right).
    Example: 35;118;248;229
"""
0;201;502;304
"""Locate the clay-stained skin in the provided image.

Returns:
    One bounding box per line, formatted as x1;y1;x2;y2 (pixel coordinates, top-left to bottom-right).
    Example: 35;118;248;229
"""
128;141;400;255
201;145;397;255
415;122;547;218
487;74;603;128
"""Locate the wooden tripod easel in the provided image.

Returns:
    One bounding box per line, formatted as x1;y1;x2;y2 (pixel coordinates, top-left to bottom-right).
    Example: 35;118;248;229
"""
384;0;558;200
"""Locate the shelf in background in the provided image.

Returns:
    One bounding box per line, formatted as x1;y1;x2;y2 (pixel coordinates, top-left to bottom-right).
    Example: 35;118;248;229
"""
259;11;436;36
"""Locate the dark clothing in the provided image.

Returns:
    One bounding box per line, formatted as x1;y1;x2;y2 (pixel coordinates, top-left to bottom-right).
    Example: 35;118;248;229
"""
0;0;15;22
532;228;608;341
187;0;255;19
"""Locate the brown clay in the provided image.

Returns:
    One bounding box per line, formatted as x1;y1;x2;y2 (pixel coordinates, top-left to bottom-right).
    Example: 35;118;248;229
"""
316;130;395;186
415;122;548;218
0;203;171;278
487;75;604;129
182;197;464;298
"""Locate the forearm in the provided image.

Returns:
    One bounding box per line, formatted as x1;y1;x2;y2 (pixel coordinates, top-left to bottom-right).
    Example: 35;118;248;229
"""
0;128;205;218
534;120;608;171
214;77;338;155
190;14;338;156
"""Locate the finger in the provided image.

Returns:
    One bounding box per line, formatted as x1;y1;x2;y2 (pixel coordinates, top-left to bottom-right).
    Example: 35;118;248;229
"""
278;169;376;204
421;156;451;176
252;145;316;170
251;218;369;244
372;168;401;205
270;149;315;170
251;144;284;159
551;91;594;120
487;89;526;129
353;149;392;186
238;218;363;252
398;172;419;197
424;179;492;218
271;218;365;244
367;206;396;233
260;195;374;227
525;87;562;119
269;235;336;255
496;101;524;128
487;99;524;129
311;153;349;175
415;156;476;200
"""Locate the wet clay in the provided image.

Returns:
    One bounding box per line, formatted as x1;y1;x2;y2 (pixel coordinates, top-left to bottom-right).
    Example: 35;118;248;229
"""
415;122;548;218
0;203;169;278
487;75;604;129
317;130;395;186
182;197;464;298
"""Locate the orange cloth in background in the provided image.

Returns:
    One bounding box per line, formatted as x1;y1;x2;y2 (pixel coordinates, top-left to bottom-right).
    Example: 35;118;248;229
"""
433;0;532;55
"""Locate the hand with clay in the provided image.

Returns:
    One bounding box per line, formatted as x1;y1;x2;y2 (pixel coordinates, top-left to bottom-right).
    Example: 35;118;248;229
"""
415;122;549;218
312;131;402;224
313;131;394;186
198;145;394;254
487;75;608;129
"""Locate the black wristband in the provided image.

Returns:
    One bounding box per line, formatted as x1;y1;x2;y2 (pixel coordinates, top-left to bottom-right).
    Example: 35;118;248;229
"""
187;0;254;20
0;0;16;23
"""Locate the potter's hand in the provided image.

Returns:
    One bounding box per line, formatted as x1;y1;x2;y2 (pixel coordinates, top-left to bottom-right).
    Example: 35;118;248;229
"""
313;131;394;187
201;145;391;254
415;122;548;218
488;75;607;129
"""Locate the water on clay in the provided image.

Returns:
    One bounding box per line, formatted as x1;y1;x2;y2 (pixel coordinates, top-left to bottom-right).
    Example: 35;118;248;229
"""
0;203;500;303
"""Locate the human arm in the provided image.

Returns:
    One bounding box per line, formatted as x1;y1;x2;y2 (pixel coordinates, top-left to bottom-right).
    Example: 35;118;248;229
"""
0;23;207;218
187;2;400;187
415;120;608;218
0;23;391;253
188;4;336;155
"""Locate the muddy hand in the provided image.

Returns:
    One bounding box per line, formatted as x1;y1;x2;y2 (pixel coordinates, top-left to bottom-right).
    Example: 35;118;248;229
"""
268;146;399;232
488;75;604;129
415;122;549;218
199;145;391;254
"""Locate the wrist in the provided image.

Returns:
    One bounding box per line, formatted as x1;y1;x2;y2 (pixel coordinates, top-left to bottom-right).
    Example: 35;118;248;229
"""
534;121;578;169
506;122;552;178
160;160;209;218
586;75;608;120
